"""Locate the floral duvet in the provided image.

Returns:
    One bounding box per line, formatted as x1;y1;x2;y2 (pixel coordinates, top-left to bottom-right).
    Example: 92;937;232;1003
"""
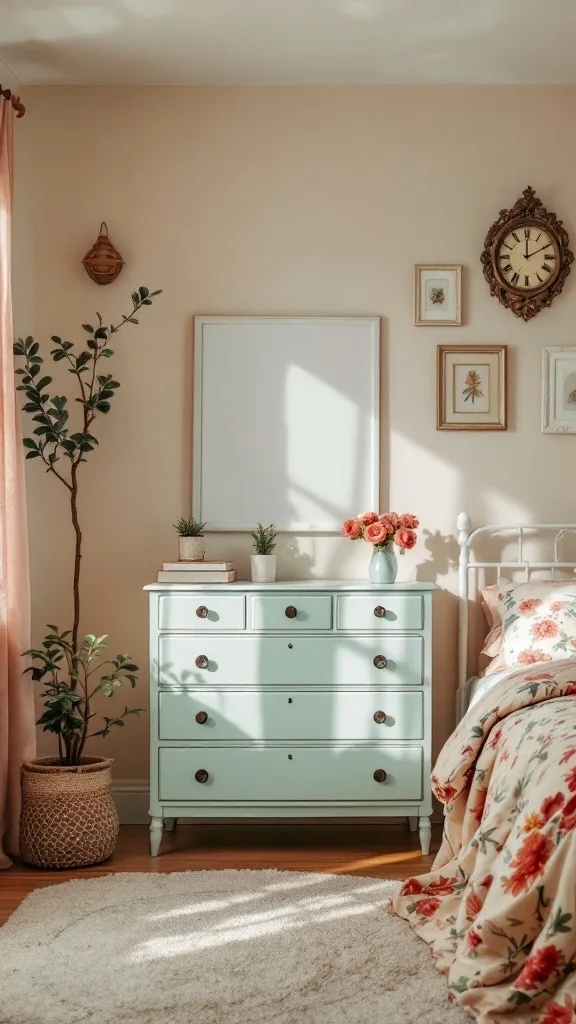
391;659;576;1024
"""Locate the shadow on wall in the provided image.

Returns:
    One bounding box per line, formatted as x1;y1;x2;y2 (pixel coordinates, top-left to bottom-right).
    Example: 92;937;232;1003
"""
415;529;460;585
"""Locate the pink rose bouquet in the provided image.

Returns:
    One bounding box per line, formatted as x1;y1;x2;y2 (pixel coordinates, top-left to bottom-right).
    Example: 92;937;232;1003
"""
341;511;419;554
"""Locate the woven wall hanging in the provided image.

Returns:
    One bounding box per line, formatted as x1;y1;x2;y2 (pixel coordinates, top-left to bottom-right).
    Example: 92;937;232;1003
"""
82;222;124;285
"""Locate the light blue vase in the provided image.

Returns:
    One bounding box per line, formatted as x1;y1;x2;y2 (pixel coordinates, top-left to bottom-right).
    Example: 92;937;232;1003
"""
369;545;398;584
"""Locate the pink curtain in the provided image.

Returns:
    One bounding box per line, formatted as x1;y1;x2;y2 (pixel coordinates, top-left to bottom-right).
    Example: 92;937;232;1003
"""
0;95;35;869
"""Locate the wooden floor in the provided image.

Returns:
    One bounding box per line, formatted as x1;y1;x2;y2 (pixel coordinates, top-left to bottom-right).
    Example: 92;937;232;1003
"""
0;821;441;926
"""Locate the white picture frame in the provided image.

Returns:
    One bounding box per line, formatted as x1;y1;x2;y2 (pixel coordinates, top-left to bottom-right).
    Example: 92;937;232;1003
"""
193;316;381;532
414;264;462;326
542;346;576;433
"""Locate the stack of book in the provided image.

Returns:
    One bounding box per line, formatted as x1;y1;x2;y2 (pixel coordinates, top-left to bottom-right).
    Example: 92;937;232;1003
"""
157;560;236;583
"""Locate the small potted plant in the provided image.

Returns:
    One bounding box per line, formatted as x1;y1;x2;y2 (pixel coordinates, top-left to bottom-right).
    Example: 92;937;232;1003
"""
175;517;207;561
251;523;277;582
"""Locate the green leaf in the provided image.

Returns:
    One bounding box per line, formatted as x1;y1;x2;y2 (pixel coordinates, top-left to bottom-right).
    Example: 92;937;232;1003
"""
96;401;111;413
51;351;67;362
139;286;149;299
101;349;114;357
36;376;53;391
22;438;38;449
94;328;108;340
131;291;139;304
87;339;98;350
82;324;94;333
50;336;62;344
26;450;42;459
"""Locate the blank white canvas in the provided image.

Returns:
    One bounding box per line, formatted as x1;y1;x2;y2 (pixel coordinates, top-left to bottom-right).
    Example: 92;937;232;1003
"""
193;316;380;531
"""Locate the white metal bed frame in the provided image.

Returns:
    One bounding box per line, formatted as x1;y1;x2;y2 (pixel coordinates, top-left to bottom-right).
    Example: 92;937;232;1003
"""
457;511;576;718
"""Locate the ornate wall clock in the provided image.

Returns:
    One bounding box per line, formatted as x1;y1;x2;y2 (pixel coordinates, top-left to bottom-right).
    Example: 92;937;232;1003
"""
481;186;573;321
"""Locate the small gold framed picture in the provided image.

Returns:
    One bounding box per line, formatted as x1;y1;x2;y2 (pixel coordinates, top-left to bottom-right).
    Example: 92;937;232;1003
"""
437;345;507;431
414;264;462;326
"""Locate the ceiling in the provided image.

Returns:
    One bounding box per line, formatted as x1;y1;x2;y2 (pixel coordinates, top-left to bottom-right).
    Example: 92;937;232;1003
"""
2;0;576;86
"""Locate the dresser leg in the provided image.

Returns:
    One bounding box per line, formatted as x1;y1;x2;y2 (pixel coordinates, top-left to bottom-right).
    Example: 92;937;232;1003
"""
164;817;177;832
419;816;432;856
150;816;163;856
407;816;418;832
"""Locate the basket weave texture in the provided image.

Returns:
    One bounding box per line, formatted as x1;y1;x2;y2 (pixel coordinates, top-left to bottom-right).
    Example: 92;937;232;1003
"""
20;757;119;868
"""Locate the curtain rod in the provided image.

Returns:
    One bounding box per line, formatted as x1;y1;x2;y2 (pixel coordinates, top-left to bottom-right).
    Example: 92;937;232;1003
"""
0;86;25;118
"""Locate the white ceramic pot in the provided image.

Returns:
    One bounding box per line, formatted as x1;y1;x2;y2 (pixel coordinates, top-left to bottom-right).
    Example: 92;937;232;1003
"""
178;536;205;562
251;554;277;583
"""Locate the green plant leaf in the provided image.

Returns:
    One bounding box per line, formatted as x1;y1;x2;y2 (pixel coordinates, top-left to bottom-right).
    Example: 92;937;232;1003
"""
82;324;94;333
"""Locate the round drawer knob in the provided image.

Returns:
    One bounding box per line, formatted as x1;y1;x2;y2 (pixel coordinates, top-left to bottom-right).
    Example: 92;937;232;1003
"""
195;655;209;669
373;710;387;724
373;769;387;783
285;606;298;619
196;605;208;618
373;654;387;669
374;605;386;618
195;769;209;784
195;711;208;725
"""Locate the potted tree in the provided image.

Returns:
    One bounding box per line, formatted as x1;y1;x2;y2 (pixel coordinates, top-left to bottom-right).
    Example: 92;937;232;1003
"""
251;523;277;583
13;285;161;868
174;517;207;562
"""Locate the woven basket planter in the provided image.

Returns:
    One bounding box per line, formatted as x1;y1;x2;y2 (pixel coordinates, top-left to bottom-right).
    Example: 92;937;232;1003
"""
20;757;119;869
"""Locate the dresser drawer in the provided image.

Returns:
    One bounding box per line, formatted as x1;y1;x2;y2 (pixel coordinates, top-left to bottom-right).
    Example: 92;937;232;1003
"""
250;595;332;631
157;634;424;687
158;689;423;741
158;594;245;631
337;594;424;631
159;745;423;802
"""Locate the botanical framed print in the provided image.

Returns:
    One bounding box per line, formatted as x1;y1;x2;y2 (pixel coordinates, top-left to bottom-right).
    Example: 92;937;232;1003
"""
437;345;507;430
414;264;462;326
542;346;576;433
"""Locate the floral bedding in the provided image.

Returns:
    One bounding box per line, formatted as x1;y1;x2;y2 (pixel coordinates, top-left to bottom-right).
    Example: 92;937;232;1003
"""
391;659;576;1024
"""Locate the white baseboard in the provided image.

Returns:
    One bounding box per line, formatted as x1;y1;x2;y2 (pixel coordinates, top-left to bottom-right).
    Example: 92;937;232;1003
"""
111;780;443;827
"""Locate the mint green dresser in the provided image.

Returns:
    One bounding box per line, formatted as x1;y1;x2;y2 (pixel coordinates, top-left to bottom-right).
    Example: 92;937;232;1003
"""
145;581;436;856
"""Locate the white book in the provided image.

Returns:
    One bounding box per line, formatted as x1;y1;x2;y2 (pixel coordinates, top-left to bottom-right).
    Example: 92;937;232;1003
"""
157;570;237;583
162;560;234;572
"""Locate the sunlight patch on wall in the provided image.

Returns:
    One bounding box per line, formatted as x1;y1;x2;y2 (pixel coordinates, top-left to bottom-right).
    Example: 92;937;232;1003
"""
285;363;367;526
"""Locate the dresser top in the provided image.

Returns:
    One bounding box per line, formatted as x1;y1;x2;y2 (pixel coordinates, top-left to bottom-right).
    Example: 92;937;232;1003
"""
144;580;437;592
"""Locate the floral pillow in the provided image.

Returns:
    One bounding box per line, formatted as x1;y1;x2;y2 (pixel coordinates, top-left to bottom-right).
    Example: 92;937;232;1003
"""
498;580;576;667
479;581;509;676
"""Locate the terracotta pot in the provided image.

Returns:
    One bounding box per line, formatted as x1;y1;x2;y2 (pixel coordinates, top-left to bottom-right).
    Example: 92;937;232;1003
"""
20;757;118;868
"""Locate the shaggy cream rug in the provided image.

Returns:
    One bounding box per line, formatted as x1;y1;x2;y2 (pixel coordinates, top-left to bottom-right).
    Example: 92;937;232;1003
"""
0;870;468;1024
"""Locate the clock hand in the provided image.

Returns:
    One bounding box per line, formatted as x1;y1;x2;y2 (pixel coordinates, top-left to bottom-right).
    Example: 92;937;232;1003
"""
525;239;529;259
526;243;553;259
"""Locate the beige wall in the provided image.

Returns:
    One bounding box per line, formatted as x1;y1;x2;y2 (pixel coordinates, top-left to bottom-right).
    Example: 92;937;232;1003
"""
13;84;576;780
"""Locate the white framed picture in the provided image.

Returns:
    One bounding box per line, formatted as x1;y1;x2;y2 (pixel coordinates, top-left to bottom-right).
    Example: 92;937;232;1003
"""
414;264;462;326
542;346;576;433
193;316;381;531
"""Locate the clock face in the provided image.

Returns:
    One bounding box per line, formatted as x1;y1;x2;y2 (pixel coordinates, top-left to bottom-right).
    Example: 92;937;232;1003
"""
495;224;559;292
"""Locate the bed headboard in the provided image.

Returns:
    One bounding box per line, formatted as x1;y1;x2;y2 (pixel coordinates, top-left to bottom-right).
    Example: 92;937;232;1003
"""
457;511;576;718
